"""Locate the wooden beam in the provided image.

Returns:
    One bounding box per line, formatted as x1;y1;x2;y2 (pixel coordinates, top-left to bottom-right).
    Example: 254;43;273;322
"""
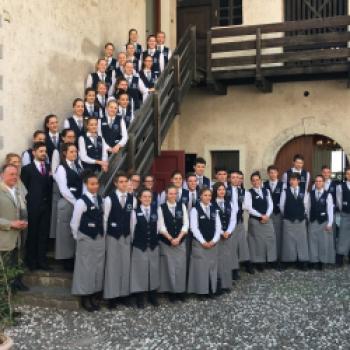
255;28;272;93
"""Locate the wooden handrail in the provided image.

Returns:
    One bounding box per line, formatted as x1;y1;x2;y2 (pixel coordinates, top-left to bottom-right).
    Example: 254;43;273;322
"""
100;25;197;196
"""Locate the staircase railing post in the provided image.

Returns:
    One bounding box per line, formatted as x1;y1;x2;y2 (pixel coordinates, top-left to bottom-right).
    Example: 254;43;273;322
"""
173;54;181;114
127;132;136;171
153;91;161;156
190;25;197;81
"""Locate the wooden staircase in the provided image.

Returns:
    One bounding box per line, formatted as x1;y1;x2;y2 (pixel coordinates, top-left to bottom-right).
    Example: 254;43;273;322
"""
15;26;197;310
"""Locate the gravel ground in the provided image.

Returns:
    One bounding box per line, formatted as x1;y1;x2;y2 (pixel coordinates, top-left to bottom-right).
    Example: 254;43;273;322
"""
6;265;350;350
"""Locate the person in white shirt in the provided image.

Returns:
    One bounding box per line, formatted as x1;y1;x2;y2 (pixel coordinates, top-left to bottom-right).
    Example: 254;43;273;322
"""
160;171;189;207
96;81;108;112
214;167;228;188
156;31;172;72
211;182;237;292
21;130;47;167
143;35;161;76
130;188;161;309
63;98;86;139
335;167;350;266
44;114;61;163
127;28;143;62
117;92;134;129
280;172;309;270
86;58;115;96
115;52;127;79
158;185;189;301
103;171;136;309
78;116;109;173
307;175;335;270
282;154;311;192
126;42;140;72
187;187;221;296
104;42;117;72
54;143;83;272
245;171;276;272
84;88;99;119
70;170;105;312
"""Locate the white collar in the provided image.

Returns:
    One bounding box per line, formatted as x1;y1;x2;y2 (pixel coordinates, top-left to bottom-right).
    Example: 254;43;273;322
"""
86;191;97;202
116;189;127;197
86;132;97;138
49;131;58;137
167;201;177;207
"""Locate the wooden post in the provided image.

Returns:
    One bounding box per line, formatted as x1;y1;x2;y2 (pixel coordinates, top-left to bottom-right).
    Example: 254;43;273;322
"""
173;54;181;114
255;27;272;93
206;30;213;85
153;91;161;157
127;132;136;171
190;25;197;82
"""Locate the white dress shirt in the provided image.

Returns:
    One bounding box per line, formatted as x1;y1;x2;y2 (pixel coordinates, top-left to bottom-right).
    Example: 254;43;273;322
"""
70;192;104;240
103;190;137;233
216;198;237;234
282;168;310;190
244;187;273;218
187;190;198;211
118;105;135;125
78;133;109;164
157;44;172;72
63;115;84;130
279;187;309;215
160;188;183;204
190;203;221;244
158;201;189;235
86;71;116;97
21;150;32;167
130;205;161;240
54;161;82;206
307;189;334;226
124;73;148;101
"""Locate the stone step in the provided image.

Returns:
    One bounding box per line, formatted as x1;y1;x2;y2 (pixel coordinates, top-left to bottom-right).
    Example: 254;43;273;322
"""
15;285;80;311
22;269;73;289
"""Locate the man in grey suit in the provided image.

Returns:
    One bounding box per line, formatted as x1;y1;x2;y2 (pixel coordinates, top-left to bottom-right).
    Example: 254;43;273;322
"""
0;164;29;291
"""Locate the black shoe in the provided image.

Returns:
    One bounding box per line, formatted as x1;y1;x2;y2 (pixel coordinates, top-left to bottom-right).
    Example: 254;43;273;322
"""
255;264;264;272
136;294;145;309
245;262;255;274
274;262;284;271
89;296;100;311
308;263;316;270
107;299;117;310
119;296;132;307
12;278;29;292
316;262;323;271
63;259;75;272
232;270;240;281
148;291;159;307
176;293;186;302
297;262;308;271
81;296;94;312
168;293;177;303
336;254;344;267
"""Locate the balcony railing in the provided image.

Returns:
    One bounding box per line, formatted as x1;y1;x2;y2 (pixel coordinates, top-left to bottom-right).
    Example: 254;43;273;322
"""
99;25;197;195
207;15;350;90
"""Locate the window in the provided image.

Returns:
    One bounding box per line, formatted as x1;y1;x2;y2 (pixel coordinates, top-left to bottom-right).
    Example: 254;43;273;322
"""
211;150;240;178
219;0;242;26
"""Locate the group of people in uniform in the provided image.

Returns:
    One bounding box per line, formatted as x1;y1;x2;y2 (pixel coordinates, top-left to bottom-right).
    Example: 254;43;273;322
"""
1;27;349;312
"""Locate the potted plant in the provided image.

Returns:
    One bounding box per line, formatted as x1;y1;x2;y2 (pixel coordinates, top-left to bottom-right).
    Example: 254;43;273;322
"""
0;252;22;350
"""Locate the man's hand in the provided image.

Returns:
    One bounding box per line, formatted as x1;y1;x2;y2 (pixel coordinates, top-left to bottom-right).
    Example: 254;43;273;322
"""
10;220;28;230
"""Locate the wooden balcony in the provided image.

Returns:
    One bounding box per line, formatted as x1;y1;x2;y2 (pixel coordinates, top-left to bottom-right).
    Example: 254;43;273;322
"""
207;15;350;93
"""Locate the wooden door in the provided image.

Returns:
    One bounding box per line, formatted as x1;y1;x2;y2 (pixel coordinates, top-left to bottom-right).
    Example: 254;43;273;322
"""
151;150;185;193
275;135;314;178
177;1;213;70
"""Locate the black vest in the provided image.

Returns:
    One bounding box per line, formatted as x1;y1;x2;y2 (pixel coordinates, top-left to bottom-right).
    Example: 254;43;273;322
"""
325;180;337;208
100;115;122;148
126;76;141;110
130;43;142;60
286;169;308;192
196;203;217;242
196;176;211;191
61;161;83;199
263;180;283;214
67;117;85;139
151;191;159;210
132;206;158;251
161;47;169;68
107;192;133;239
249;188;268;219
79;195;103;239
341;182;350;214
45;132;61;162
143;50;161;75
179;189;190;206
90;72;112;91
81;135;103;172
106;57;117;72
118;105;133;129
212;200;231;232
283;188;305;222
139;70;158;88
310;190;328;224
237;188;245;223
160;202;184;246
84;103;100;118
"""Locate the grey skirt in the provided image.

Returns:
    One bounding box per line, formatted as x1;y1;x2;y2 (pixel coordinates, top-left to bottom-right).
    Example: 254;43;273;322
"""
72;233;105;295
308;221;335;263
130;246;160;293
187;239;218;295
55;198;75;260
248;218;277;263
218;234;233;290
159;240;187;293
337;213;350;255
49;182;60;238
271;213;283;260
281;219;309;262
231;222;250;267
104;234;131;299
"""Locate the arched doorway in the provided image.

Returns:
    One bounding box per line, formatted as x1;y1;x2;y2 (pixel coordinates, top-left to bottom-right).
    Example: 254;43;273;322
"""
275;134;348;181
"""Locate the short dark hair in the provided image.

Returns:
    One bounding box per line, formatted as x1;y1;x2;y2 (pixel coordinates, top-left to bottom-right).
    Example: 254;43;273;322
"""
171;170;182;179
73;98;84;108
293;154;304;162
143;174;155;182
199;187;211;197
61;128;75;138
81;169;98;183
43;114;57;131
267;165;279;173
195;157;206;166
250;171;261;181
315;174;325;181
33;130;45;138
215;167;227;174
33;141;46;151
186;172;197;180
137;187;152;200
114;171;129;182
165;184;177;194
84;87;96;96
104;42;114;49
289;172;301;181
87;115;99;123
321;165;331;171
